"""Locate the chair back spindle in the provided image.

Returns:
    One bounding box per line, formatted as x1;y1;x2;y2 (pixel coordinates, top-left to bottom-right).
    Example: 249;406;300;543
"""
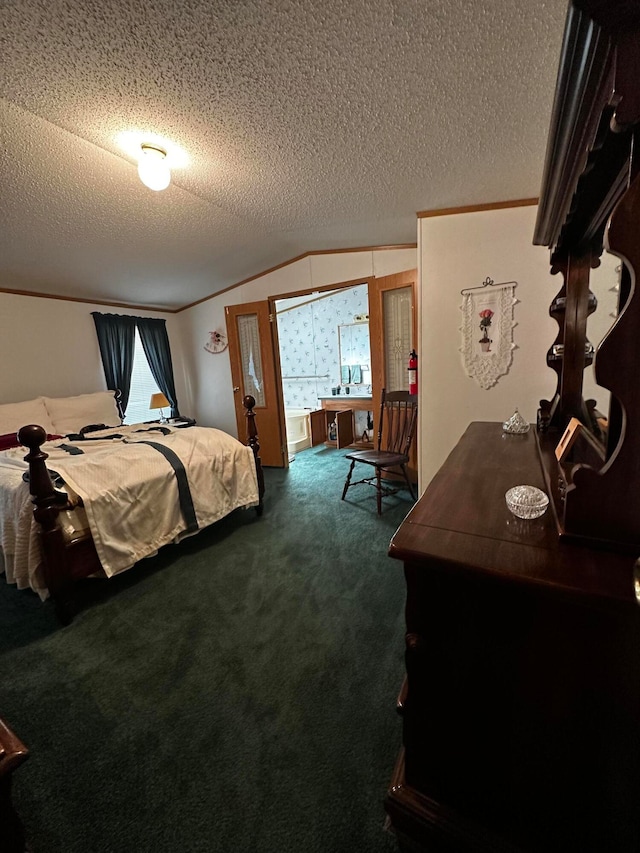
378;391;418;456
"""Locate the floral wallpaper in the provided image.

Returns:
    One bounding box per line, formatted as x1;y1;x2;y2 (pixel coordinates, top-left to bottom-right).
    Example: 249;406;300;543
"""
276;284;371;411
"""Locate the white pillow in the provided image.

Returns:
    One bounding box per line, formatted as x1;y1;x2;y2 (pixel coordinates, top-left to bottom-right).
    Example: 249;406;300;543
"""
0;397;56;436
43;391;122;436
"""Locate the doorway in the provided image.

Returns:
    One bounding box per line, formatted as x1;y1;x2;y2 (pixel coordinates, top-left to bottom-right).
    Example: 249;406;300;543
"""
274;281;373;458
224;269;417;470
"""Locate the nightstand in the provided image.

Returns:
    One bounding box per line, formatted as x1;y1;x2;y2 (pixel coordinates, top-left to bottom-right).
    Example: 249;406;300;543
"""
168;417;196;427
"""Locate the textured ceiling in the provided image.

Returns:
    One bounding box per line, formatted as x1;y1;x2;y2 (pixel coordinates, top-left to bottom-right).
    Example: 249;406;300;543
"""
0;0;568;310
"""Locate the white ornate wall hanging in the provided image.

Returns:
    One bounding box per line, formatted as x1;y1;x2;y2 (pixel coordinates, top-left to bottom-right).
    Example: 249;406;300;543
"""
460;277;518;389
204;330;228;354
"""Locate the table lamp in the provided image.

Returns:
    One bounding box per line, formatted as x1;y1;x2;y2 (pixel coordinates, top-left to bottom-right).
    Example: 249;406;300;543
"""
149;392;170;423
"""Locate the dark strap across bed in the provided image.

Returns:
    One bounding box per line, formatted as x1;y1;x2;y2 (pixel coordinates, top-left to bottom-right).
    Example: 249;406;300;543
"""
134;441;199;534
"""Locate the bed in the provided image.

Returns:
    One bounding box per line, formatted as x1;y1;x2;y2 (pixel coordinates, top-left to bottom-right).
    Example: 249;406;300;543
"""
0;390;264;622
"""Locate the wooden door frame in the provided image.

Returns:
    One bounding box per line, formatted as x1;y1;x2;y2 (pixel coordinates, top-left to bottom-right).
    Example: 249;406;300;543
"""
368;269;418;414
226;300;287;468
267;270;417;471
267;304;289;468
368;269;419;477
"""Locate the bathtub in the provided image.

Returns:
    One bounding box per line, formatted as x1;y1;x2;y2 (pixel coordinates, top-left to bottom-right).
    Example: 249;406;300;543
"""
285;408;311;456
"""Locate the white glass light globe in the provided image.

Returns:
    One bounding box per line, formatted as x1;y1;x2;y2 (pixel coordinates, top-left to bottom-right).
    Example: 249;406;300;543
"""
138;146;171;191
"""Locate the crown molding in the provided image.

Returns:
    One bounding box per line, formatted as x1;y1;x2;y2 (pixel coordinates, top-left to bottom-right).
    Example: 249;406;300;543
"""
0;286;171;313
417;198;538;219
176;244;418;312
0;243;418;314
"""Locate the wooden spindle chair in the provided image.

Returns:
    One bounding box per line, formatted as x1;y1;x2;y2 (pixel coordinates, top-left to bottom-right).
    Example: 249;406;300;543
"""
341;389;418;515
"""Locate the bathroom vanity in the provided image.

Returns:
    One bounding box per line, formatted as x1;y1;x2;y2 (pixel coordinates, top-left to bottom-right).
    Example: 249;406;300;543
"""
311;396;374;449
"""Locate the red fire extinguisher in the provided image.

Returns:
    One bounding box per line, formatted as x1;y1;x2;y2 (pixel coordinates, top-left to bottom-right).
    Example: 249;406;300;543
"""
408;350;418;395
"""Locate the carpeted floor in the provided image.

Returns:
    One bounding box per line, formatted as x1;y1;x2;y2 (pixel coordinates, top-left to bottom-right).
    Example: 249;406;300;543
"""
0;445;414;852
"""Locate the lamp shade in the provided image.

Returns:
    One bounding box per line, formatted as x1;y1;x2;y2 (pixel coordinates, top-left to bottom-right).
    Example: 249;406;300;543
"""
149;392;170;410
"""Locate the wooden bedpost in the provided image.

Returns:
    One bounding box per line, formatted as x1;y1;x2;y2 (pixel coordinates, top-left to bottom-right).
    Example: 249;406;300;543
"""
17;425;74;623
243;395;264;515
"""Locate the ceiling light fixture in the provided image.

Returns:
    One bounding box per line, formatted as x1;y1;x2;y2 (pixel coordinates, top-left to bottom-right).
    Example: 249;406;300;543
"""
138;143;171;191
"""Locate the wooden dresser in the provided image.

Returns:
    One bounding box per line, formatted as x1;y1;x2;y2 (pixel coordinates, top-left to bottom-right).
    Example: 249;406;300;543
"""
0;717;29;853
385;1;640;849
385;422;640;853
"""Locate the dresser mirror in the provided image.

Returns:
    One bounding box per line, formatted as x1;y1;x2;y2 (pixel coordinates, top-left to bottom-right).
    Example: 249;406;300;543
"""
533;0;640;551
583;251;619;432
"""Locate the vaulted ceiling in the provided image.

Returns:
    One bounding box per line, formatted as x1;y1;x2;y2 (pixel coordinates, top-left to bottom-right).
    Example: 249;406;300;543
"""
0;0;567;310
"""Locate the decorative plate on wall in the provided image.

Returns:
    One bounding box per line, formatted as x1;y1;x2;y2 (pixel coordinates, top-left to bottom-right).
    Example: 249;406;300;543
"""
204;330;228;354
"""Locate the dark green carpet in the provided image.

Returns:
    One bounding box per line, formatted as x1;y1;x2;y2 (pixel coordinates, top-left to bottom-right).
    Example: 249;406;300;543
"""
0;446;414;852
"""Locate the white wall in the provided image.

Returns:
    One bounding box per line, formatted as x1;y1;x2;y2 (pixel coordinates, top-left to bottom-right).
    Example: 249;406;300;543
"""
0;292;190;412
0;247;415;436
177;248;417;436
1;222;613;482
418;206;557;487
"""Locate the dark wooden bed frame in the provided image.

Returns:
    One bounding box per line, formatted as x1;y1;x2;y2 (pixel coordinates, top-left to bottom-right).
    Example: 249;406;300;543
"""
17;394;264;624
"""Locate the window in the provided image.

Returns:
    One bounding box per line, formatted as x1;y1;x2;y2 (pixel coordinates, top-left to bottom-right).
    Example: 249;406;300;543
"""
124;328;161;424
383;286;413;391
92;311;178;421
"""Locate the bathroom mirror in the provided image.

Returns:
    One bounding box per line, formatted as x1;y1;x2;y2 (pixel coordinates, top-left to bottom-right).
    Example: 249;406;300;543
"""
583;251;619;428
338;322;371;385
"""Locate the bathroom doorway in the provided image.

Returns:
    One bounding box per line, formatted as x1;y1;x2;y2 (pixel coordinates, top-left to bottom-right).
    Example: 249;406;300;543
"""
225;268;417;469
273;280;372;459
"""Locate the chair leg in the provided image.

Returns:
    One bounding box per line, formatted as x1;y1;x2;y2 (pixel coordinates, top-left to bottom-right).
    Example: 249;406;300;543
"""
342;459;356;500
376;467;382;515
401;465;416;500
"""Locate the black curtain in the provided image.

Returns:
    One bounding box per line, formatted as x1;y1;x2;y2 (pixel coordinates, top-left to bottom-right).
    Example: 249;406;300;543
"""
91;312;137;415
137;317;180;418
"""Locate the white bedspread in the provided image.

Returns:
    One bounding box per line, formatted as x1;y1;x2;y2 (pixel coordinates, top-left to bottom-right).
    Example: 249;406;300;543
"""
0;424;259;598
